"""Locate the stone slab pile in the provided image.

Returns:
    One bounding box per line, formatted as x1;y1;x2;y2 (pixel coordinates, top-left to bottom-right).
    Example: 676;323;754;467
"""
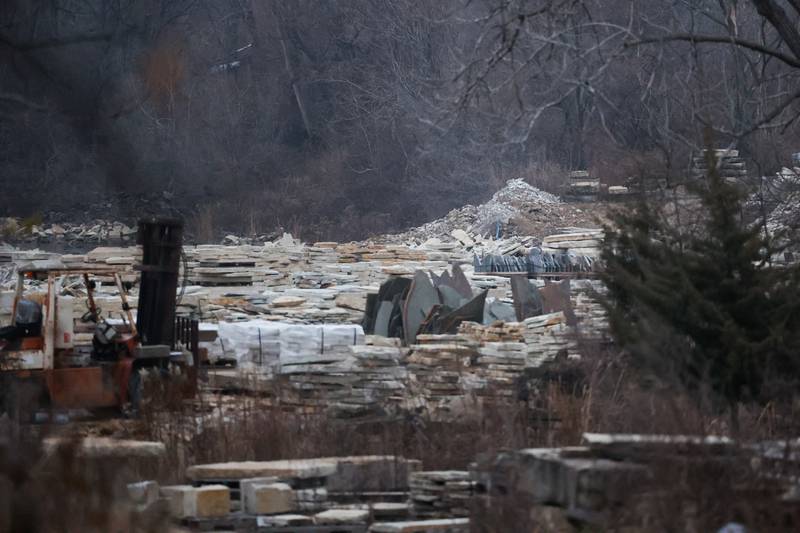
691;149;747;182
522;312;577;365
469;433;787;531
275;337;409;417
147;456;425;530
571;281;609;342
566;171;600;200
541;228;603;257
408;471;475;519
405;336;480;415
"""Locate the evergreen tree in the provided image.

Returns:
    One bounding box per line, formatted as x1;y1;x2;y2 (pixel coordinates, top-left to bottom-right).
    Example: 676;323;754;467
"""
600;152;800;432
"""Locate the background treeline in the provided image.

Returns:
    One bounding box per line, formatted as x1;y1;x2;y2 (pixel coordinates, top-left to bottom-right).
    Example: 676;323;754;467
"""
1;1;799;240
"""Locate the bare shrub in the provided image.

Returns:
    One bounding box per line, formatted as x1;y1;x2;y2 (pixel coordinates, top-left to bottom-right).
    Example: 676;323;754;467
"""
190;204;216;243
518;159;569;195
0;423;168;533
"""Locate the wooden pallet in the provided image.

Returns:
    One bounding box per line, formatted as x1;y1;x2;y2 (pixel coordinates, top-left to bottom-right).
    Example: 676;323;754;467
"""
181;512;256;531
182;514;368;533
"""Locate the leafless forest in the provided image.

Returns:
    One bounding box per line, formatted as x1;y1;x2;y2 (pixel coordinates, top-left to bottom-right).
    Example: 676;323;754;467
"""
2;0;798;239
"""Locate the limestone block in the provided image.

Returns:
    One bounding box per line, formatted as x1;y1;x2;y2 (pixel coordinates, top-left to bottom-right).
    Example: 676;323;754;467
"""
160;485;194;518
244;482;294;515
272;296;306;308
184;485;230;518
186;459;337;481
240;476;279;513
326;456;422;492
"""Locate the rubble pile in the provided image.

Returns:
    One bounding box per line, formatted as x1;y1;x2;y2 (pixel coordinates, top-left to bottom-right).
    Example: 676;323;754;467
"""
765;166;800;239
386;179;596;244
0;219;138;244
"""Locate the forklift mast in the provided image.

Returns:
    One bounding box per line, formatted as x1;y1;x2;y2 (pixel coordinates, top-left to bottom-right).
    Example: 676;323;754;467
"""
136;217;184;346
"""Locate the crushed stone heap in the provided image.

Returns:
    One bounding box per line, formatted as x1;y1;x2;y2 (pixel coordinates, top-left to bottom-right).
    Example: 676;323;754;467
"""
386;178;596;244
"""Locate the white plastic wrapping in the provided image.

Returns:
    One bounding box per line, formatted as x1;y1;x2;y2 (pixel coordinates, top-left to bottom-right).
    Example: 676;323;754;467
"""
205;320;364;368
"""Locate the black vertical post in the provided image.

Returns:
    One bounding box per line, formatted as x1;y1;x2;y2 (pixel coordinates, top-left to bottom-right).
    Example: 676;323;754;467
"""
136;217;184;346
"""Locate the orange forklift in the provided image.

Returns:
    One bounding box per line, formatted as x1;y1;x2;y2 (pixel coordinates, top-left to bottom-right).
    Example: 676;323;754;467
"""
0;218;197;419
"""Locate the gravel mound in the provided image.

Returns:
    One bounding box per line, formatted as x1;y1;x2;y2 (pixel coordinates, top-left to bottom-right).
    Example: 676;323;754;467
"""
389;178;564;242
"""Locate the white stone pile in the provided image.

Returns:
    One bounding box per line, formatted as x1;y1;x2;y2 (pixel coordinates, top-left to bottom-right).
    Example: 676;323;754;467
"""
0;219;138;244
387;178;563;243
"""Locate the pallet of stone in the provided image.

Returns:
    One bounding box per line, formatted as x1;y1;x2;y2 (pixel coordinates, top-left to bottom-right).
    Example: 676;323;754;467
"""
457;321;524;343
408;471;475;519
257;522;367;533
471;342;528;398
541;230;603;257
181;512;256;532
406;352;471;396
328;492;409;505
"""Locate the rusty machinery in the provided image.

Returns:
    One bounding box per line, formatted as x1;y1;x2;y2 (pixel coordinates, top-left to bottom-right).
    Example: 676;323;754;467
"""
0;218;198;418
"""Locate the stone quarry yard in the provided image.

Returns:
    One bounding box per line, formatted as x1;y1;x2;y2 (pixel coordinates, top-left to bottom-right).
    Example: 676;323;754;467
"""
2;178;799;532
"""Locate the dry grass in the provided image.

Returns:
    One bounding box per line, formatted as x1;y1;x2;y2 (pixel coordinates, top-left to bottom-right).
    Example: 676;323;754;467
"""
1;342;798;531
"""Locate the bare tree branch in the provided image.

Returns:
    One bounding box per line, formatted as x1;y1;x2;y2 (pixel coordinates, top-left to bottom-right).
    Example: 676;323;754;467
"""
750;0;800;60
626;33;800;69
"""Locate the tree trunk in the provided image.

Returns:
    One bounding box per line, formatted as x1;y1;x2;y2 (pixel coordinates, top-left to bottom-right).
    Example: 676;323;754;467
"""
729;401;740;437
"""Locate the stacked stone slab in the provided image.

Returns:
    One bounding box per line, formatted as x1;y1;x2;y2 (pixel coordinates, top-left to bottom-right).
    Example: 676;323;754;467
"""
522;312;577;365
470;433;771;531
566;170;601;201
541;229;603;257
276;342;409;416
470;342;529;401
409;471;475;519
168;456;421;526
457;321;525;343
571;281;609;342
691;149;747;183
405;337;480;416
